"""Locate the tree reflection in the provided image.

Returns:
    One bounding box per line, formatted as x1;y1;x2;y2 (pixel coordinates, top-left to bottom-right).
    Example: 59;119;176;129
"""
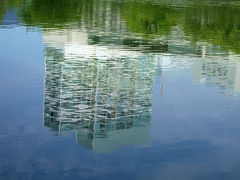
183;5;240;53
2;0;240;52
0;0;24;23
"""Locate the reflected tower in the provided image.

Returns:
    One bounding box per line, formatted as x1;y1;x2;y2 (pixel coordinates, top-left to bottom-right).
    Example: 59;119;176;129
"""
193;56;240;95
43;29;155;153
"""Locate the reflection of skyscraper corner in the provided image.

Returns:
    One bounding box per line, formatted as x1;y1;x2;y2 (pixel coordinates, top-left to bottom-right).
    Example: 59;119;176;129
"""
193;55;240;94
76;120;151;153
43;30;154;153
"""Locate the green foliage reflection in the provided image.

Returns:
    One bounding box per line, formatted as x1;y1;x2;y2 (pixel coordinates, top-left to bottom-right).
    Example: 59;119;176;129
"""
1;0;240;53
183;5;240;53
120;2;179;38
21;0;83;27
0;0;24;23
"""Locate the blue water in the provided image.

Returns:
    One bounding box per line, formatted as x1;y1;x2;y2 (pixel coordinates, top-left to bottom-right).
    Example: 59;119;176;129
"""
1;1;240;179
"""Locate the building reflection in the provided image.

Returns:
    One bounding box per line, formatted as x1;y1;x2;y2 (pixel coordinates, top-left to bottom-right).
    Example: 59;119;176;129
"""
193;55;240;95
156;52;240;96
43;30;155;153
42;28;240;153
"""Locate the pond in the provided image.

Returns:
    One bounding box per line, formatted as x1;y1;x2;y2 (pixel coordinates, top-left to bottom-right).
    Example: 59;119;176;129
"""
1;0;240;179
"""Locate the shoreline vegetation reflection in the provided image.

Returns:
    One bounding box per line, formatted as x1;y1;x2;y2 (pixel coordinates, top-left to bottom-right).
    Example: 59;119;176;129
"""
1;0;240;53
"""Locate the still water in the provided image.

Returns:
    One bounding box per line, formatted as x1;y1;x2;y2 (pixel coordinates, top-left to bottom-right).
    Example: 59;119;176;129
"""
1;0;240;179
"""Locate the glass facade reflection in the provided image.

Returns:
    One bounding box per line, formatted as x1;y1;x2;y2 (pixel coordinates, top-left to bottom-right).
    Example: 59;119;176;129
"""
43;30;155;153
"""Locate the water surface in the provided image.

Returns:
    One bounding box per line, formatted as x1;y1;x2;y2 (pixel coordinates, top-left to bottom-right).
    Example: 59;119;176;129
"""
1;0;240;179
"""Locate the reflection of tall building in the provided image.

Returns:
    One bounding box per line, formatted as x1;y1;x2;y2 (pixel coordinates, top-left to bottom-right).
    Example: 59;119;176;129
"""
43;30;155;153
193;56;240;94
153;48;240;96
